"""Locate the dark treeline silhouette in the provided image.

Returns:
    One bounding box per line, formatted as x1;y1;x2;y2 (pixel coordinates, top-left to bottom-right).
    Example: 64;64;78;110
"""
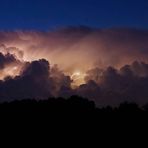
1;95;148;140
0;95;148;116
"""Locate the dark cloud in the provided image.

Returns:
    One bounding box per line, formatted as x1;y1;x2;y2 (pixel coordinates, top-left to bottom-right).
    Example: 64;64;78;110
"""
50;64;73;97
1;58;148;106
0;50;24;80
74;61;148;106
0;59;73;102
76;80;101;101
0;52;18;69
0;59;51;101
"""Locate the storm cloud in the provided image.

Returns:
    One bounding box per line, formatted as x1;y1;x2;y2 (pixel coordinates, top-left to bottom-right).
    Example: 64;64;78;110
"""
0;51;23;80
0;27;148;106
0;58;73;102
1;58;148;106
0;27;148;73
75;61;148;106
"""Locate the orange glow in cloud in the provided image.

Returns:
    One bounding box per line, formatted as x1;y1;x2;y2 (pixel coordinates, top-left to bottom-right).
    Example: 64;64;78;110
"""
71;71;86;87
0;65;22;80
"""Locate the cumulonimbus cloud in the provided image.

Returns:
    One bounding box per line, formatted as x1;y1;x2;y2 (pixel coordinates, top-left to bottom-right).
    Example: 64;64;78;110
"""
0;27;148;72
0;26;148;106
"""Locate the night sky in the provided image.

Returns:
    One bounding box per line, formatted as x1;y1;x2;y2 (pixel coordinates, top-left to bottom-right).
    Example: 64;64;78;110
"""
0;0;147;30
0;0;148;106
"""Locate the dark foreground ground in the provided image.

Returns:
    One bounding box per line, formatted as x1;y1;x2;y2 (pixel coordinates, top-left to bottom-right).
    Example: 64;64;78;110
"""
0;95;148;144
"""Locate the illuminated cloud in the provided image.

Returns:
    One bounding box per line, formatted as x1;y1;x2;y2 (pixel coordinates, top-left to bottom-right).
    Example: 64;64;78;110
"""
0;27;148;74
0;26;148;106
0;51;23;79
